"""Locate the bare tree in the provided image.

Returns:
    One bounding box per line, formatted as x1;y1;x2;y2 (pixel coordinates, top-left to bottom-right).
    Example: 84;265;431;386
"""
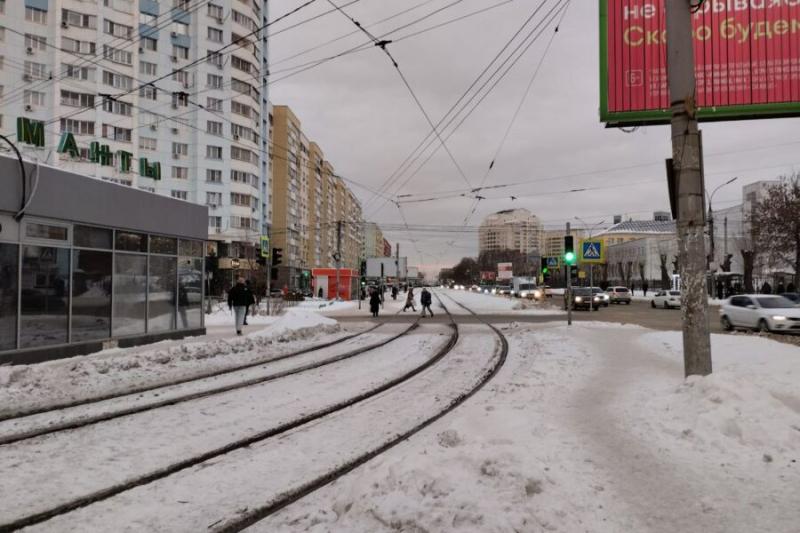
659;254;670;288
750;174;800;288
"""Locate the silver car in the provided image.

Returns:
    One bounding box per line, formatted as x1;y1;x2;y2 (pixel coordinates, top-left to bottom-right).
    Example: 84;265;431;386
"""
606;286;631;304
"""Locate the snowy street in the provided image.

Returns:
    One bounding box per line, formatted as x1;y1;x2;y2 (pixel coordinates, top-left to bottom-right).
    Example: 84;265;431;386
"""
0;290;798;532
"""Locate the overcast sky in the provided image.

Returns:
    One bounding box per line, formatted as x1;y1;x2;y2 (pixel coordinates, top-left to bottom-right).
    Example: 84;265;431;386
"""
268;0;800;275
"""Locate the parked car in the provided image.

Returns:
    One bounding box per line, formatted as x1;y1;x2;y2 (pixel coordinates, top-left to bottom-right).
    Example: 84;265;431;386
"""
590;287;610;307
651;290;681;309
493;285;512;296
720;295;800;333
606;286;632;304
566;288;602;311
779;292;799;304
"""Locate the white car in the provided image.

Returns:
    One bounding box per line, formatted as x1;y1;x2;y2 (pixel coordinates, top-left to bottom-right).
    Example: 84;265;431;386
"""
720;295;800;333
651;290;681;309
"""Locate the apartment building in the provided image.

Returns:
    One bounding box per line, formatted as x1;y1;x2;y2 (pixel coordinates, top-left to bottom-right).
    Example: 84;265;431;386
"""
478;208;543;256
0;0;270;285
270;104;364;291
363;222;386;259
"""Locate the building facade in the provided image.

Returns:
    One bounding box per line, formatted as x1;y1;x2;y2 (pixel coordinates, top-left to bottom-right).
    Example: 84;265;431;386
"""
270;104;364;291
542;228;588;258
478;209;543;256
0;0;270;287
363;222;385;259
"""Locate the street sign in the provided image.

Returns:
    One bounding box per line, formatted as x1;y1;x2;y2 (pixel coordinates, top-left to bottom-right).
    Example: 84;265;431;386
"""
260;236;270;258
231;259;240;268
578;271;587;279
546;257;559;268
581;241;604;264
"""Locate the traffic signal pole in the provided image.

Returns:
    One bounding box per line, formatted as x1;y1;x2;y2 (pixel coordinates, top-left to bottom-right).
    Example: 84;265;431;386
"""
266;254;272;316
566;222;572;326
666;0;712;377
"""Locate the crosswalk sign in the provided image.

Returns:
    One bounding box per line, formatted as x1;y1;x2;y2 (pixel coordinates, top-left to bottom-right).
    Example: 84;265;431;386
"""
581;241;604;264
546;257;559;268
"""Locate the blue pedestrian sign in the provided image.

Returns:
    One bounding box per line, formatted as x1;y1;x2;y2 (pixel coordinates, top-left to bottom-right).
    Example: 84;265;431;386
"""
546;257;559;268
581;241;604;263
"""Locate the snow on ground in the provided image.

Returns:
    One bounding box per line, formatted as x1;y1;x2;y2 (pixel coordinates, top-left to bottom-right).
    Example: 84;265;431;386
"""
0;309;351;418
441;288;565;316
257;321;799;533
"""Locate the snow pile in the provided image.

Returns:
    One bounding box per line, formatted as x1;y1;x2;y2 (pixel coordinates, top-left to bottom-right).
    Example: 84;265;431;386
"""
443;289;562;315
204;307;277;326
0;312;342;417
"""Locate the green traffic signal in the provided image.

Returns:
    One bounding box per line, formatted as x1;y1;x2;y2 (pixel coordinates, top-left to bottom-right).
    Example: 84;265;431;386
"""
542;266;549;274
564;251;576;265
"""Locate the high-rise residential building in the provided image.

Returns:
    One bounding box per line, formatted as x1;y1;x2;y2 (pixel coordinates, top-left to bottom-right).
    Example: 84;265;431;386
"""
363;222;385;259
270;104;364;291
542;227;587;258
478;208;543;256
0;0;270;284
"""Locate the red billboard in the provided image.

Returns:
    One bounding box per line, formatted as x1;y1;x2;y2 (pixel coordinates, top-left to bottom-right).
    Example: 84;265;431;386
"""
600;0;800;126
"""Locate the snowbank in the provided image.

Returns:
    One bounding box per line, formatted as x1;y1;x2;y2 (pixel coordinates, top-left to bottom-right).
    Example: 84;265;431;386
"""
442;288;564;315
0;310;343;417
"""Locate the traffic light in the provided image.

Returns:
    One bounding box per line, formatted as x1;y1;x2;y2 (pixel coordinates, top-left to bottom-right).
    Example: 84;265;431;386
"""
272;247;283;267
360;260;367;277
256;256;267;267
540;257;550;279
564;236;576;265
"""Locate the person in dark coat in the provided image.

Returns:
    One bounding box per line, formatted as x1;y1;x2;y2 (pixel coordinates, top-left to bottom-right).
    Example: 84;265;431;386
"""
642;281;649;297
369;288;381;318
228;277;252;335
391;286;398;300
761;281;772;294
420;287;434;317
776;281;786;295
243;279;255;325
403;287;416;312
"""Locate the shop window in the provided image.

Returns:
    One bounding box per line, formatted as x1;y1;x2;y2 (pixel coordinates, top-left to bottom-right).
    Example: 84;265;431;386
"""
0;243;18;351
115;231;147;252
178;257;202;329
148;255;176;332
71;250;112;342
113;253;146;336
150;235;177;255
25;223;68;241
74;225;112;249
20;246;70;348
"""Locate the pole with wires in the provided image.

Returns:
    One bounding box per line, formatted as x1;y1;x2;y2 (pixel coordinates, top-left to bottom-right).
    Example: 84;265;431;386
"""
666;0;712;377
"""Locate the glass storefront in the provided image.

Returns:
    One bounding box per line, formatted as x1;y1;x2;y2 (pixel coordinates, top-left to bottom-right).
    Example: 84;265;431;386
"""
20;245;71;348
0;219;205;356
0;243;18;351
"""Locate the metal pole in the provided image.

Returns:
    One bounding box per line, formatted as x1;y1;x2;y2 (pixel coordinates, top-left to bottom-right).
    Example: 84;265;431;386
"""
666;0;712;377
566;222;572;326
723;216;728;258
266;255;271;315
336;220;342;301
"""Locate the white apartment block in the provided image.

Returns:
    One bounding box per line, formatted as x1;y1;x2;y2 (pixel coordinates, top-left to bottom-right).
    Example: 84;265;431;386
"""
478;208;543;256
0;0;270;269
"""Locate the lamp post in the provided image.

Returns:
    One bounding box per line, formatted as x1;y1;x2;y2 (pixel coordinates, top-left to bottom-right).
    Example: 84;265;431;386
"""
574;217;606;311
707;177;738;270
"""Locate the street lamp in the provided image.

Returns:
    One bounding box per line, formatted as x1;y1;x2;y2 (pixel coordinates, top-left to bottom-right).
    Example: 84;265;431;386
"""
574;217;606;311
707;177;738;269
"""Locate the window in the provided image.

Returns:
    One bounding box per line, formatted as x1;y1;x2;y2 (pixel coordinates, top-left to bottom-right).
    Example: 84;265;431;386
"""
207;74;223;89
113;253;146;336
25;34;47;51
61;90;95;108
104;19;133;39
139;12;157;25
206;145;222;159
24;90;46;107
150;235;177;255
140;61;157;76
0;27;4;41
172;167;188;180
232;9;257;32
207;50;223;68
231;170;256;185
139;137;157;151
231;78;258;99
62;64;95;81
0;243;18;351
139;84;158;100
230;192;253;206
206;169;222;183
102;98;133;116
60;118;95;135
206;120;223;136
178;257;203;329
103;45;133;65
102;124;132;142
62;37;95;55
172;70;189;86
172;142;188;156
171;190;188;200
25;7;47;24
231;146;257;164
232;124;258;143
72;250;112;342
0;0;4;14
102;70;133;90
207;27;223;43
206;97;223;112
206;192;222;206
231;56;254;74
231;101;253;119
25;223;68;240
173;0;190;10
207;3;223;19
209;216;222;229
63;9;96;29
25;61;48;80
173;45;189;59
20;246;70;348
142;37;158;51
171;21;188;35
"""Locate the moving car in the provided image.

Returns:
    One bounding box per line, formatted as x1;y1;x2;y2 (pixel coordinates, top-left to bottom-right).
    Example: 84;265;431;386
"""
651;290;681;309
779;292;799;304
606;286;632;304
720;295;800;333
590;287;610;307
493;285;512;296
566;288;602;311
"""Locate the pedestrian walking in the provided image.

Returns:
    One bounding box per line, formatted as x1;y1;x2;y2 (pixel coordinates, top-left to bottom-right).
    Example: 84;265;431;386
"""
369;288;382;318
228;277;251;335
403;287;417;312
420;287;434;317
243;279;255;325
642;281;649;297
761;281;772;294
391;285;398;300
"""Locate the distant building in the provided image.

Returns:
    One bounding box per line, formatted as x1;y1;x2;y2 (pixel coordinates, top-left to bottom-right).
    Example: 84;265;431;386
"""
478;209;543;256
542;228;587;258
383;238;392;258
363;223;385;259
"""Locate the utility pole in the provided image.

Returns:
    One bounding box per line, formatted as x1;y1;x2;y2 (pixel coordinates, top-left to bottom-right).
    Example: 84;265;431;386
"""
266;252;272;316
335;220;343;301
395;242;401;289
566;221;572;326
723;216;728;258
666;0;712;377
